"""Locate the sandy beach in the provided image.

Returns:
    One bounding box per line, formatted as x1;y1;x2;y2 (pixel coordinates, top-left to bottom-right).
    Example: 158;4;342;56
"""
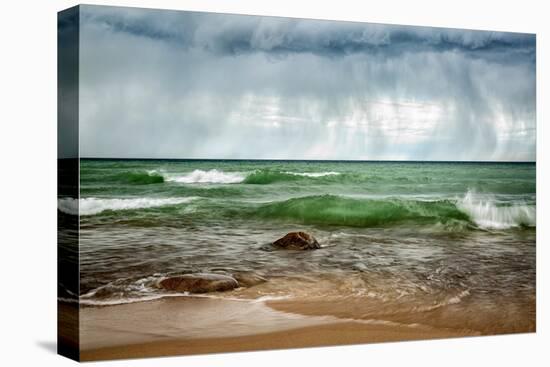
79;296;478;361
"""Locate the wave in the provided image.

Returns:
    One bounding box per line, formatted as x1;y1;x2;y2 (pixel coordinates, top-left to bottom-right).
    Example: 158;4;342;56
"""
82;170;165;185
457;190;535;229
167;169;246;184
243;170;301;184
117;171;164;184
63;190;535;229
250;193;535;230
285;171;340;178
251;194;470;228
243;169;342;184
58;197;196;216
164;169;343;185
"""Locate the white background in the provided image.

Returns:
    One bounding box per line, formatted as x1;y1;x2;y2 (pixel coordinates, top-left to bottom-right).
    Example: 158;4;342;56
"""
0;0;547;365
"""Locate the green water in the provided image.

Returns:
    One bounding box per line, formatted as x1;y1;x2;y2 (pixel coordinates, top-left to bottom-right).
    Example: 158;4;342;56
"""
64;159;535;333
74;160;535;228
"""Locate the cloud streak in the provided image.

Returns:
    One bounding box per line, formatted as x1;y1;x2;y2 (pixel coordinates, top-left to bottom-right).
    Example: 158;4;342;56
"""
78;5;536;161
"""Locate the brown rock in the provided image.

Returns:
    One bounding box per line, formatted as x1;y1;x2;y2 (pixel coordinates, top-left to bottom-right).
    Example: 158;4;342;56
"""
159;273;238;293
272;231;321;250
232;272;267;287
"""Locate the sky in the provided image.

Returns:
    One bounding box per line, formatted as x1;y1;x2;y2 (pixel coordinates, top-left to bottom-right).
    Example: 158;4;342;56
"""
75;5;536;161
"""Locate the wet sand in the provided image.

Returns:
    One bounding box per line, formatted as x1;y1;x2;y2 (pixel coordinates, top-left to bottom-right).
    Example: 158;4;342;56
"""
80;296;476;361
267;297;536;336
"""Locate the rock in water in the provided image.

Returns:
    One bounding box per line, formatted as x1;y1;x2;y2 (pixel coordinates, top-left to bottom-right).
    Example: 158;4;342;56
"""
232;272;267;287
272;231;321;250
159;273;239;293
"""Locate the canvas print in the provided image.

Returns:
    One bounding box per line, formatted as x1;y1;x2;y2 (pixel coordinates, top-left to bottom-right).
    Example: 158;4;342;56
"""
57;5;536;361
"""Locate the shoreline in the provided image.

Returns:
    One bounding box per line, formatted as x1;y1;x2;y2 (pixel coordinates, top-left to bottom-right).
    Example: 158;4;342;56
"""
79;296;480;361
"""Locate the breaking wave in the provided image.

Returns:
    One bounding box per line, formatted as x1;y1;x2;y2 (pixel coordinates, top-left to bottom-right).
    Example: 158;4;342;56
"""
63;190;535;229
250;193;535;230
251;194;470;228
457;190;535;229
285;171;340;178
166;169;245;184
58;197;197;216
164;169;343;185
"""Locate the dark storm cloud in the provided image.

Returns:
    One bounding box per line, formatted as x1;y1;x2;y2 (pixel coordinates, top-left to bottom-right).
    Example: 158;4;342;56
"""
81;7;535;62
77;5;536;161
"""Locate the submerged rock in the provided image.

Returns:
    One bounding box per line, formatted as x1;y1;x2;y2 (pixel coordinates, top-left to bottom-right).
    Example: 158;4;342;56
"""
272;231;321;250
159;273;238;293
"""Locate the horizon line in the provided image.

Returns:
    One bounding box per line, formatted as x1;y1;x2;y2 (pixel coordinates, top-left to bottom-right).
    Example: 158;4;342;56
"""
76;157;536;163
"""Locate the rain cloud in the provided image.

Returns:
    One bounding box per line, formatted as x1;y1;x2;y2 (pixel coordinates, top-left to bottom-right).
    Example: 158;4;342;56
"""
78;5;536;161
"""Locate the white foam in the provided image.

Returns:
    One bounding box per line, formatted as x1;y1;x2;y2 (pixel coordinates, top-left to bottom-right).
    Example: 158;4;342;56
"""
58;197;196;216
78;293;191;307
284;171;341;178
457;190;535;229
409;289;472;313
167;169;245;184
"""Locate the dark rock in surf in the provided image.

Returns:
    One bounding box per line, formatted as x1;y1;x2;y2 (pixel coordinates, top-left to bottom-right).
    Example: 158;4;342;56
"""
232;272;267;287
272;231;321;250
159;273;238;293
